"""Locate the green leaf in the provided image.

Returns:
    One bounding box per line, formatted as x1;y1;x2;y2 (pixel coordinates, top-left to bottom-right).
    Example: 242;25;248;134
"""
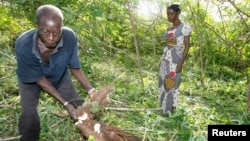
90;101;101;113
88;135;95;141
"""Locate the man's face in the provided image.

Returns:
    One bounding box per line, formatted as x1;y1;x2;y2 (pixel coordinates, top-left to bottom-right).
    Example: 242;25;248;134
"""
167;9;179;22
38;17;62;48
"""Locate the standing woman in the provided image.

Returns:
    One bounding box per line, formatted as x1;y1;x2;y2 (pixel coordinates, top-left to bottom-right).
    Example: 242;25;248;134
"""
158;4;192;113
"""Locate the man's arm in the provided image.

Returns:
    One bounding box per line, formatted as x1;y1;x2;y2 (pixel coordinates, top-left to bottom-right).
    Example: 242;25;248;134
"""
69;68;97;99
37;76;66;104
36;76;77;119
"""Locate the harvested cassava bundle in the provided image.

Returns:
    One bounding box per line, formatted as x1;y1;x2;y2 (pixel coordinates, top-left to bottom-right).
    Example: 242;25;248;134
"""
75;111;141;141
91;83;113;107
74;83;142;141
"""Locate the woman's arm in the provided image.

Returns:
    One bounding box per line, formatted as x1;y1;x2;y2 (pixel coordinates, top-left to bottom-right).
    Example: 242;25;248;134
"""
176;35;190;73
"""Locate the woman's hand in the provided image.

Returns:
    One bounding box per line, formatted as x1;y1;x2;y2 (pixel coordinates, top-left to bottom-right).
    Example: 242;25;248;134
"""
176;63;183;73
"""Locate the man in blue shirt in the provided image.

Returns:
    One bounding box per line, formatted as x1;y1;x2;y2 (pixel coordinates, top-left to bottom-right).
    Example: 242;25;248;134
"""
15;4;98;141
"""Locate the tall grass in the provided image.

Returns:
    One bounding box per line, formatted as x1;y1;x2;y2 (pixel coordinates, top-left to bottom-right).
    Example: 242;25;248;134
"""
0;49;249;141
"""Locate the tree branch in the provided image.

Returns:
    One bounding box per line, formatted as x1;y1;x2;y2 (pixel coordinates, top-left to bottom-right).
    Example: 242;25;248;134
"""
0;136;21;141
227;0;250;17
105;107;162;112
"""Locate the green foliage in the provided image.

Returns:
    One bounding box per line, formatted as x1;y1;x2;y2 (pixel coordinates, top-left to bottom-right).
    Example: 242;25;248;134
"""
90;101;102;113
88;135;95;141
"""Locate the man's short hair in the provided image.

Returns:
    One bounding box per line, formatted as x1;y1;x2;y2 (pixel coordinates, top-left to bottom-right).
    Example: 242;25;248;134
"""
36;4;64;25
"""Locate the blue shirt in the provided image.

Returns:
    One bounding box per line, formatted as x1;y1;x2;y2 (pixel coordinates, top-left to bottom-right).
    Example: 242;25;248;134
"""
15;27;81;88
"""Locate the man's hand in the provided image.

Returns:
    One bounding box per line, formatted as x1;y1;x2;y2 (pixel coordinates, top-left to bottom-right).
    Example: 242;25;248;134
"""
65;103;77;120
89;84;112;107
89;90;98;100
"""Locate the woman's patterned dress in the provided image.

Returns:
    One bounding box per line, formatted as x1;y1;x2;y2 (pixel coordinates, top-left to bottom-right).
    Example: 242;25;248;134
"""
158;22;192;113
